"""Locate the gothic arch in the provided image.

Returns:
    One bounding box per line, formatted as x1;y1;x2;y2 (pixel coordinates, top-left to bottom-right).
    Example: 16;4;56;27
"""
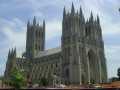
81;74;85;84
87;49;99;83
65;68;69;79
64;68;70;85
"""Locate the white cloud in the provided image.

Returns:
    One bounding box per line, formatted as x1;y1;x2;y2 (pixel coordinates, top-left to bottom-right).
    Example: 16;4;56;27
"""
102;21;120;36
105;45;120;78
0;18;26;57
46;20;61;40
0;18;26;75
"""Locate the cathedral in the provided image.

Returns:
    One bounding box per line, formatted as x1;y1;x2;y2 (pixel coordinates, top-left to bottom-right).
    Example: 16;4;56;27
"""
4;4;108;85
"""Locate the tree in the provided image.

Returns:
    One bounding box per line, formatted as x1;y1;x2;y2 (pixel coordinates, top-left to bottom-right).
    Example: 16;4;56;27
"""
90;78;95;84
117;67;120;80
0;76;3;79
39;77;49;86
110;77;118;82
0;76;4;87
9;68;26;89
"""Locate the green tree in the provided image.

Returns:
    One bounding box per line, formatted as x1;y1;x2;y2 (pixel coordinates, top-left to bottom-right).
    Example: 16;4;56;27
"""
0;76;3;81
117;67;120;80
9;68;26;89
39;77;49;86
110;77;118;82
90;79;95;84
0;76;4;87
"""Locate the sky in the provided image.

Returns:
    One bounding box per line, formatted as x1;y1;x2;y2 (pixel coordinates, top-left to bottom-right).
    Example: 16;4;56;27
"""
0;0;120;78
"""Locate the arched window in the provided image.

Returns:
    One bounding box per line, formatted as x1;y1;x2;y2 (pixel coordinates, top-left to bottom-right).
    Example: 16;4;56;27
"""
36;31;38;37
65;68;69;78
81;74;85;84
88;50;99;83
85;27;88;37
35;44;37;50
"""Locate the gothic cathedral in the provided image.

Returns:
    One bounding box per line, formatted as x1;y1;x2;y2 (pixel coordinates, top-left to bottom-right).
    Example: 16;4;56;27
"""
5;4;107;85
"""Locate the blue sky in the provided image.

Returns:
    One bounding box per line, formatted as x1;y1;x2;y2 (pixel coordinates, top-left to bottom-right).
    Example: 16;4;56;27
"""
0;0;120;78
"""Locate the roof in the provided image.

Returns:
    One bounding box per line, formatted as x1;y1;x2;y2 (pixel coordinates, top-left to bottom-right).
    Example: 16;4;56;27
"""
35;47;61;58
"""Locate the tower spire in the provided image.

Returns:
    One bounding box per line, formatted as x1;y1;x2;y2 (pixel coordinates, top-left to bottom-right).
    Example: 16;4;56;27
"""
89;11;93;22
11;48;14;57
79;6;85;23
43;20;45;30
8;49;10;58
79;6;83;16
63;6;66;19
97;15;100;24
14;47;16;57
33;16;36;25
71;2;75;15
27;20;30;28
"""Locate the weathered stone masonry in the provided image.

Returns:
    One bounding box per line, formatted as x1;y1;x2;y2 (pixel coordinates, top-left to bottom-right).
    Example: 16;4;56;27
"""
4;4;107;85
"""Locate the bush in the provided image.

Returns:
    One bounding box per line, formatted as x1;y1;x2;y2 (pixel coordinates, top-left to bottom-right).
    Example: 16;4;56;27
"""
9;68;26;89
39;77;49;86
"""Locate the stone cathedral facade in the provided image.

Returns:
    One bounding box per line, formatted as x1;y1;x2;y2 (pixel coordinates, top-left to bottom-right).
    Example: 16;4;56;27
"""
4;4;107;85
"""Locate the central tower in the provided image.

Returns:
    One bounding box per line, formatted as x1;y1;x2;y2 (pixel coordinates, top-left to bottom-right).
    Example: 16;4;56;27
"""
26;17;45;58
